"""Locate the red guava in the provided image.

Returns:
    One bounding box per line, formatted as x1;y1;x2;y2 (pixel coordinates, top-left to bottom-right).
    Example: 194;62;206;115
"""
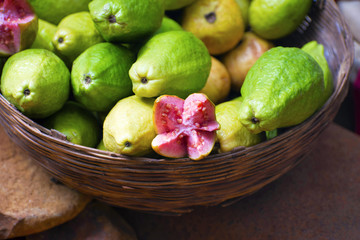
0;0;38;56
152;93;220;160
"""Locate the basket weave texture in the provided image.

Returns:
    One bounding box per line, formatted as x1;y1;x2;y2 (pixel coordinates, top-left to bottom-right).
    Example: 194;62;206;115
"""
0;0;354;214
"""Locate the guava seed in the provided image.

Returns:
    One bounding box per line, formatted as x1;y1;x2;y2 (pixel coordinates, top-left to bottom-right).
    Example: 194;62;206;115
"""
108;15;116;23
141;77;148;84
205;12;216;23
23;89;30;96
251;117;259;124
58;37;64;43
124;141;131;148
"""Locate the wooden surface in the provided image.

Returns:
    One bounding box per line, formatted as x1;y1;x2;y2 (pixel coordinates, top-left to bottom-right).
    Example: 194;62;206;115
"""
2;123;360;239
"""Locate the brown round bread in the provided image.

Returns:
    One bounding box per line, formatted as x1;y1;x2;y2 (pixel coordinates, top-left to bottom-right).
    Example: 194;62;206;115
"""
0;125;91;239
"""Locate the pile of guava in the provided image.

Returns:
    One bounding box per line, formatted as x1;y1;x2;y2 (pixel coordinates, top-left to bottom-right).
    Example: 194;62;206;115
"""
0;0;333;160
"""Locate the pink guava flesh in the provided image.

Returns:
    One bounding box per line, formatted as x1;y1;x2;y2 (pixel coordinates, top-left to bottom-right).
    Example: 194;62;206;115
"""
0;0;37;56
152;93;220;160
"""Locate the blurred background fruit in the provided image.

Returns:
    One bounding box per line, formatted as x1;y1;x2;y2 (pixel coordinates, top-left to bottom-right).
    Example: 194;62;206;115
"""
28;0;92;25
222;32;273;92
165;0;196;10
182;0;245;55
248;0;312;39
235;0;250;26
199;56;231;104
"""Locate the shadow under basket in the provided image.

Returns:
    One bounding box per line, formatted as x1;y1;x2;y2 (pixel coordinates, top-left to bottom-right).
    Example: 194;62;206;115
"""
0;0;354;215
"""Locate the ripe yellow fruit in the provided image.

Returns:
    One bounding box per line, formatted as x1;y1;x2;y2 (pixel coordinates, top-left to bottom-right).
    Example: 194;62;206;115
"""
182;0;245;55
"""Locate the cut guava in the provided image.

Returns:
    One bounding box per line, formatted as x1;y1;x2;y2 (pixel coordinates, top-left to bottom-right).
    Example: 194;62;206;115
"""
152;93;220;160
0;0;38;56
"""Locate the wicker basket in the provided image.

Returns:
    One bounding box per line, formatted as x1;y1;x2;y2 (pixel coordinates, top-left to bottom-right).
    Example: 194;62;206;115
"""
0;0;354;214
